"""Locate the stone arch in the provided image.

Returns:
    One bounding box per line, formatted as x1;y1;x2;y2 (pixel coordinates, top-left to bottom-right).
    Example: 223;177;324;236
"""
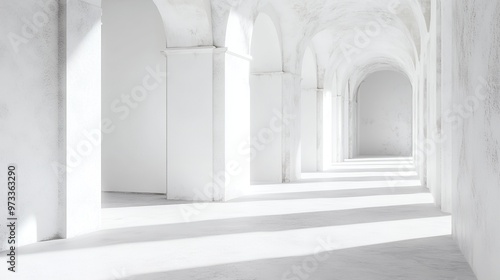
354;69;413;157
152;0;213;47
250;12;283;73
249;10;285;184
102;0;168;194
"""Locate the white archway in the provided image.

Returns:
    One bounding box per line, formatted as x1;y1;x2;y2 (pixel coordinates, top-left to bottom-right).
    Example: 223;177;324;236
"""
249;12;284;184
355;70;413;157
101;0;167;195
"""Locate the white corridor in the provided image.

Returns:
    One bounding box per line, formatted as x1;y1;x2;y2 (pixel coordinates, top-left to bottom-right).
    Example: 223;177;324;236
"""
1;158;476;280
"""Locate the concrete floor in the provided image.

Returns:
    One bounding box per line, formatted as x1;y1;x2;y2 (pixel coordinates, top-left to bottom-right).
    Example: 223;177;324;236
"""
1;158;477;280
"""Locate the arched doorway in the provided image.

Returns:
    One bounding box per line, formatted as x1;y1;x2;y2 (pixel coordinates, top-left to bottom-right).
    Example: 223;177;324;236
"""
249;12;284;184
101;0;167;194
355;70;413;157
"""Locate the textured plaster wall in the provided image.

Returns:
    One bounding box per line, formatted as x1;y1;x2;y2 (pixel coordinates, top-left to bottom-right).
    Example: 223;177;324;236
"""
440;0;453;213
357;71;413;157
0;0;60;251
0;0;102;250
452;1;500;279
102;0;167;194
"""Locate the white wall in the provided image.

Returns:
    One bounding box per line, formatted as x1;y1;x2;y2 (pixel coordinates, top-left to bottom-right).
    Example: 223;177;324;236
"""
356;71;412;157
0;0;102;250
0;0;60;251
250;13;283;183
102;0;167;194
451;0;500;279
250;74;283;183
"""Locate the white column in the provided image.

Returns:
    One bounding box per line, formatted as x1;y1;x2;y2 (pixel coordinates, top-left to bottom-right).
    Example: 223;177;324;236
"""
330;76;343;163
163;47;252;202
250;72;284;184
58;0;102;238
301;87;319;172
317;89;327;170
282;72;302;182
347;80;357;159
416;58;428;185
341;83;350;161
163;47;215;201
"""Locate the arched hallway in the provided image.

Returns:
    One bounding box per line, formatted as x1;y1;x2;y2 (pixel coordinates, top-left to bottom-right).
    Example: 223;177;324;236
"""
1;0;499;279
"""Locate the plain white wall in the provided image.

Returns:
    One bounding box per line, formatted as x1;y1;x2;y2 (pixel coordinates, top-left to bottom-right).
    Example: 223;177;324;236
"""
102;0;167;194
357;70;412;157
165;50;214;200
250;13;283;183
301;47;318;172
0;0;60;251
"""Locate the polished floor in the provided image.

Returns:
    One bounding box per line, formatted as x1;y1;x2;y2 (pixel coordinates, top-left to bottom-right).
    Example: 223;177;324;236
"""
1;158;477;280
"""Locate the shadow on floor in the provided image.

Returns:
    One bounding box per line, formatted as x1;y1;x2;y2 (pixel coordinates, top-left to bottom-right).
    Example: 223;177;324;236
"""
230;186;426;202
102;192;191;209
119;236;477;280
19;203;447;255
295;175;421;184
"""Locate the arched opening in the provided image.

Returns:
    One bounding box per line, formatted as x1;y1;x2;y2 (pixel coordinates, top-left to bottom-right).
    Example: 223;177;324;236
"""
101;0;167;195
249;13;283;184
355;70;413;157
300;46;319;172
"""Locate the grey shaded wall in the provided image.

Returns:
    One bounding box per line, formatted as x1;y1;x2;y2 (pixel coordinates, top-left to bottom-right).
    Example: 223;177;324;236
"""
356;71;413;157
451;1;500;279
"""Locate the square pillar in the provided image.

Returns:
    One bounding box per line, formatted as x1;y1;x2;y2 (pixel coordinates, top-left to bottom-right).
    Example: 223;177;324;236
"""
300;87;319;172
58;0;102;238
163;47;251;202
163;47;215;201
440;0;453;213
282;72;301;182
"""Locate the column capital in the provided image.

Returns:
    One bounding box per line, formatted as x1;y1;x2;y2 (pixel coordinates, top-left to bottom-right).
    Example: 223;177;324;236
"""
282;71;301;78
251;71;284;76
161;46;253;62
161;46;217;56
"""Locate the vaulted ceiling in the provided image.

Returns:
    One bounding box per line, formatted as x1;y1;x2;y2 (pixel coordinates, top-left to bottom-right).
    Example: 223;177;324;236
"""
152;0;429;89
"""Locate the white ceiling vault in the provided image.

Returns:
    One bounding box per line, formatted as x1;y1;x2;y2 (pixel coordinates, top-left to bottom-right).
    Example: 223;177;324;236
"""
152;0;429;89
